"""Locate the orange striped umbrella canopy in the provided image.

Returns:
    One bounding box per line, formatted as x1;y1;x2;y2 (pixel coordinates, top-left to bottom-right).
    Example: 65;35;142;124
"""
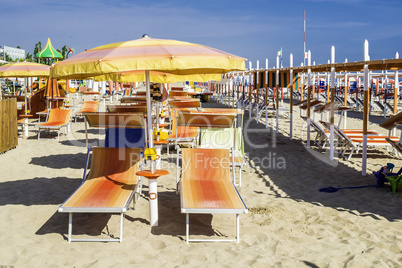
51;36;245;80
0;61;50;78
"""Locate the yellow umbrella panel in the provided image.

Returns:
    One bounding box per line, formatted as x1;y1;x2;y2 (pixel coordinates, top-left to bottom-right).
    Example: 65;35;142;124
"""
93;70;222;83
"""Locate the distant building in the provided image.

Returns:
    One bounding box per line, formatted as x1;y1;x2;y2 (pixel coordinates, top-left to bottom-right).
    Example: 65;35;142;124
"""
0;45;25;61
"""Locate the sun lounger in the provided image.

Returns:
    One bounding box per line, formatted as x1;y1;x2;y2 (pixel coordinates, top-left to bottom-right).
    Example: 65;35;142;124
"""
194;108;246;186
165;101;201;154
74;100;99;122
178;148;248;243
58;147;142;242
319;121;398;160
83;112;147;149
36;108;72;141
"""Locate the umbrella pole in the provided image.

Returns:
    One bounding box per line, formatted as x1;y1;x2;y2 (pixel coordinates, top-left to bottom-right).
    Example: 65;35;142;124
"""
145;70;155;171
24;77;28;137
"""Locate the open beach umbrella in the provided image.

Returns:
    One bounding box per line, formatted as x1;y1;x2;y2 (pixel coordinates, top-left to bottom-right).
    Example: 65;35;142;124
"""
0;61;50;113
0;61;50;78
51;35;245;150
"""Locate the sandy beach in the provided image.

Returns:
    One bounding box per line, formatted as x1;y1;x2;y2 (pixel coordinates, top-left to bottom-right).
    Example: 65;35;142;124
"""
0;96;401;267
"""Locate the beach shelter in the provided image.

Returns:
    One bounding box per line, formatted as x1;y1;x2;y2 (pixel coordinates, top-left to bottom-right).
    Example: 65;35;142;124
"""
51;35;245;154
36;38;63;63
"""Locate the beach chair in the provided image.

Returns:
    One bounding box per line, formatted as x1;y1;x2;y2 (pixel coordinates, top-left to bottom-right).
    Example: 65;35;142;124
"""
178;148;248;243
166;109;199;154
195;108;246;186
58;147;142;242
83;112;147;149
73;100;99;122
319;121;399;160
36;108;72;141
166;100;201;154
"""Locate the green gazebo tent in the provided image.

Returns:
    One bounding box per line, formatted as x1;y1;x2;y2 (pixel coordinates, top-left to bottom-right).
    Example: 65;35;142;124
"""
36;38;62;64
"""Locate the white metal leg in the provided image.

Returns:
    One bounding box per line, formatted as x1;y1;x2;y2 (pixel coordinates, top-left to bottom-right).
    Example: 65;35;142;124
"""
24;118;29;137
149;178;158;226
186;213;189;244
236;214;240;243
68;213;72;243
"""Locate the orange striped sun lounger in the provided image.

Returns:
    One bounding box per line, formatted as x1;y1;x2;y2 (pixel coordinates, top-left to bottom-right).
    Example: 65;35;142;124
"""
59;147;142;243
179;148;248;243
319;121;398;160
193;108;246;186
74;100;99;122
36;108;72;141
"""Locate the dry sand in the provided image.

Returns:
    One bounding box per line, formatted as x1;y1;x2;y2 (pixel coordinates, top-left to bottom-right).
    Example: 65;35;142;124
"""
0;96;401;267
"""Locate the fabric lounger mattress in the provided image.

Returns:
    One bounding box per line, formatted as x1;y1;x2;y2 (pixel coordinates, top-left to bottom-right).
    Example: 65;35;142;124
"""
180;180;247;214
59;180;136;214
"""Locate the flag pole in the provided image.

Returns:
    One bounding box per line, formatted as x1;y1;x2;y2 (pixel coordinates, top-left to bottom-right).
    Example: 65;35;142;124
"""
304;10;307;67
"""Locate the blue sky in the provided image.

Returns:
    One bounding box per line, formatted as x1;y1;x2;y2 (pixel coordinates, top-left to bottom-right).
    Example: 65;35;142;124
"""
1;0;401;68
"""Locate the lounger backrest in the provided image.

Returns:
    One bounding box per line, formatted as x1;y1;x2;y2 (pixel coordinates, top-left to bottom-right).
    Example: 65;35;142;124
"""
380;111;402;130
199;127;244;156
177;112;236;128
321;121;353;143
47;108;72;124
170;110;199;137
169;99;200;108
182;148;230;182
169;91;187;97
84;112;145;128
170;87;184;91
86;147;141;184
81;101;99;113
107;105;147;113
309;119;328;135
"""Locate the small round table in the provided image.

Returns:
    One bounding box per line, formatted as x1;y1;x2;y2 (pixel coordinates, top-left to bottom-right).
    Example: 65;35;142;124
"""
136;169;169;227
19;114;33;137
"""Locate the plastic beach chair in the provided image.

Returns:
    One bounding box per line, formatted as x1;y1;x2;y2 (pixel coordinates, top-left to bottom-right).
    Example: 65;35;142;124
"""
178;148;248;243
58;147;142;242
36;108;72;141
385;173;402;195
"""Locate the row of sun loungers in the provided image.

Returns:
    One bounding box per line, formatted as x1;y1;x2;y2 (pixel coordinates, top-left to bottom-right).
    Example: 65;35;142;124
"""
302;113;402;160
